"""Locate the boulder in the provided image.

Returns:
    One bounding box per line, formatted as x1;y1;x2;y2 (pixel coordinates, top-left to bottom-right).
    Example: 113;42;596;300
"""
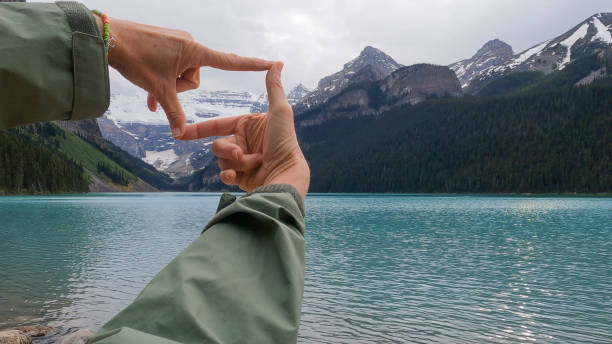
0;330;31;344
14;326;51;337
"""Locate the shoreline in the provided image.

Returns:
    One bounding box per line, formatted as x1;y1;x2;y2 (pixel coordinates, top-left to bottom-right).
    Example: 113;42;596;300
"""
1;190;611;197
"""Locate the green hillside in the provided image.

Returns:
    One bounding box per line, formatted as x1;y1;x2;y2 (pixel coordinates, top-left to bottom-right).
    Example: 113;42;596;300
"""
0;124;89;194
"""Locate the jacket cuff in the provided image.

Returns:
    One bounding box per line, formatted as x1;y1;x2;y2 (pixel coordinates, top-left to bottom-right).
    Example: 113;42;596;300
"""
56;1;110;120
244;184;305;217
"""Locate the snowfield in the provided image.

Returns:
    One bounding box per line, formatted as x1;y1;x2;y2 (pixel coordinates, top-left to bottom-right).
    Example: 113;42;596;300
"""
558;23;589;69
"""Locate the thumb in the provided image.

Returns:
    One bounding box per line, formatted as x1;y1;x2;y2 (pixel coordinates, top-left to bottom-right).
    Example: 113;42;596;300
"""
158;91;186;139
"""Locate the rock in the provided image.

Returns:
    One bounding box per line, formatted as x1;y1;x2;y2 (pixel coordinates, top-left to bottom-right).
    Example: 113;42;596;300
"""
380;64;463;105
0;330;31;344
59;328;96;344
14;326;51;337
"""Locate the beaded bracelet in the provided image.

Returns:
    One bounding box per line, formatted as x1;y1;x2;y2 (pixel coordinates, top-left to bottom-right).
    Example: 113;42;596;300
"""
91;9;111;57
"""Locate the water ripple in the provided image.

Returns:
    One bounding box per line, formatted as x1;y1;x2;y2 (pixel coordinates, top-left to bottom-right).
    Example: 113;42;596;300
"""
0;194;610;343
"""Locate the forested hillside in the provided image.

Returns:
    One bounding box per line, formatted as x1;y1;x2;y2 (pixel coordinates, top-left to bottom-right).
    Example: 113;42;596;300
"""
0;124;89;194
300;80;612;193
0;123;173;194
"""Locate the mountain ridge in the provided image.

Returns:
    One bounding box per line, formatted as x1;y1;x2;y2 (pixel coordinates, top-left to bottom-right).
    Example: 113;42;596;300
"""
451;12;612;94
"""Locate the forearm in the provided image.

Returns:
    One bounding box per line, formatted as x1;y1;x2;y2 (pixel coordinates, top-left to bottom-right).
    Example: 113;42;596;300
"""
90;187;306;344
0;1;109;129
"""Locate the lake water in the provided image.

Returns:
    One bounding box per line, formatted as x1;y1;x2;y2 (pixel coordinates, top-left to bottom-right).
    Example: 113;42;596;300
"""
0;194;610;343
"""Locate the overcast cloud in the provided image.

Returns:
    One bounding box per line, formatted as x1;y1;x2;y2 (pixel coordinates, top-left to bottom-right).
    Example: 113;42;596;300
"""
71;0;610;94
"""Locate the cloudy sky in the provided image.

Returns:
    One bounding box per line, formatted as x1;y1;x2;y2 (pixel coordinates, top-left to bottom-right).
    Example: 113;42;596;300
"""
72;0;610;94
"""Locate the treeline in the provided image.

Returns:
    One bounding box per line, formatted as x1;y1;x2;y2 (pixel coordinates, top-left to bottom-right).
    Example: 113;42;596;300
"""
0;125;89;194
300;82;612;193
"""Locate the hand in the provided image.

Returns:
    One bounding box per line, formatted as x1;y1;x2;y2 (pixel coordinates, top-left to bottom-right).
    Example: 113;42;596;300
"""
191;63;309;199
96;16;273;139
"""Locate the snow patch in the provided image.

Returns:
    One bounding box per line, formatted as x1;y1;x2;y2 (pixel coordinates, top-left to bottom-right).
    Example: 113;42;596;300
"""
591;17;612;44
558;23;589;69
507;40;549;68
143;149;178;170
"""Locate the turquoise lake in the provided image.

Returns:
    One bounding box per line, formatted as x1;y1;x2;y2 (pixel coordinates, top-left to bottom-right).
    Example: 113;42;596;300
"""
0;193;610;343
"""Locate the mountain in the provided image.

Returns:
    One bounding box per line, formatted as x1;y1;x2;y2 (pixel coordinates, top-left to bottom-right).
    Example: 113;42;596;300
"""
299;73;612;193
449;39;514;88
99;82;313;179
296;63;462;128
99;90;266;178
293;46;402;114
98;14;611;193
451;13;612;94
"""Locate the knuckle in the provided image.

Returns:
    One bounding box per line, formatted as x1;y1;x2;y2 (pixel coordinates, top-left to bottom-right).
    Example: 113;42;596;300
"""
165;111;182;121
212;139;223;153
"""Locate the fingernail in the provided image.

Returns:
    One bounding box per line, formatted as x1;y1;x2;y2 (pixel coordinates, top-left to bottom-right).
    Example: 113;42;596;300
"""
172;128;181;138
232;149;240;160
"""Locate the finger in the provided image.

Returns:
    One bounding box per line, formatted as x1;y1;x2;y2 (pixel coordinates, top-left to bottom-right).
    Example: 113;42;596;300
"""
266;62;291;111
218;153;262;172
219;169;237;185
147;93;157;112
157;91;186;139
212;137;243;160
176;67;200;93
198;44;273;71
179;115;244;141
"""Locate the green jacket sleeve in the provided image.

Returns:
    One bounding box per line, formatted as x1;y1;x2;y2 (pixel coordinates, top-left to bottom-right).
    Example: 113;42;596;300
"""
0;1;109;130
89;185;306;344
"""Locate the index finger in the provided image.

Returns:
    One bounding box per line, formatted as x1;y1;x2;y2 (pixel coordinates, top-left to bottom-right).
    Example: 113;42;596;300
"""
179;115;244;141
198;44;273;71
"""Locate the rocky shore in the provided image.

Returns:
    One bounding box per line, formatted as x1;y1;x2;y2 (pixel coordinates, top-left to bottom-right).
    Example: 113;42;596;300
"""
0;326;93;344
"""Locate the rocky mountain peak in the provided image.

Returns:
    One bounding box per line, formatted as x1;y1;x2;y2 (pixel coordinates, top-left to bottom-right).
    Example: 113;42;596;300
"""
449;39;514;88
293;46;402;114
287;84;311;105
341;46;402;79
473;39;513;59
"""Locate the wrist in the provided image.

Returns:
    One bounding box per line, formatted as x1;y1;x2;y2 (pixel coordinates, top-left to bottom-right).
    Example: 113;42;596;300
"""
93;14;123;69
265;160;310;200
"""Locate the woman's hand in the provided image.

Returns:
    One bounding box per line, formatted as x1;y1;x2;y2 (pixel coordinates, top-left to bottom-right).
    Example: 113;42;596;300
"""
96;16;273;139
190;63;309;199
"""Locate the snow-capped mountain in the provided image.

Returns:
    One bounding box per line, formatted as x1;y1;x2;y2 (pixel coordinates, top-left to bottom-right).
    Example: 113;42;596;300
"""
99;90;266;178
293;46;402;114
451;13;612;94
449;39;513;89
99;84;311;178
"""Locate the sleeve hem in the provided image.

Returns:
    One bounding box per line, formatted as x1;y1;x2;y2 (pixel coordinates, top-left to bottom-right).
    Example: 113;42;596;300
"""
244;184;306;217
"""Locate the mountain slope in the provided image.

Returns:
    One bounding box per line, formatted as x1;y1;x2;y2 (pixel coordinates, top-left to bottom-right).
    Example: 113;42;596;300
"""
451;13;612;94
